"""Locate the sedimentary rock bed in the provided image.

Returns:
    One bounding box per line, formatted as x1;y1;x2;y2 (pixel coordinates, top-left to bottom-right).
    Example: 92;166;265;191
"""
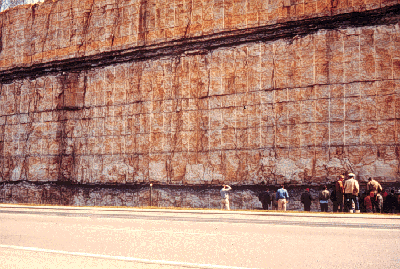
0;0;399;207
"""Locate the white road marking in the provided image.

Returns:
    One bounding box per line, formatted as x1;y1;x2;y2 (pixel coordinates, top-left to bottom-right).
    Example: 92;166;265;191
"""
89;226;220;236
151;230;219;235
0;244;259;269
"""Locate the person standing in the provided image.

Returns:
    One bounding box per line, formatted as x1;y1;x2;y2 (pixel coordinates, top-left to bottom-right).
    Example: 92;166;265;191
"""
382;189;388;200
220;185;232;210
319;186;330;212
335;175;345;212
330;188;338;212
301;188;313;211
276;185;289;211
359;191;367;213
258;188;272;210
344;173;360;213
366;177;383;195
384;189;399;213
272;190;278;210
375;192;383;213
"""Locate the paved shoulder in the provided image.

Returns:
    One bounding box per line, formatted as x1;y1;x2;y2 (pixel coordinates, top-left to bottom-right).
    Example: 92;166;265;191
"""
1;204;400;230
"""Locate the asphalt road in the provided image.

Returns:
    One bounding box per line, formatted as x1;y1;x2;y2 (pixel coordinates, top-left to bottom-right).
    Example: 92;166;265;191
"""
1;205;400;269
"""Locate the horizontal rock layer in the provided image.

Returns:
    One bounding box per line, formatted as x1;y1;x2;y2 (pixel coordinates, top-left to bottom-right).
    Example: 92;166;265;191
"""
0;1;399;194
0;182;265;209
1;182;399;210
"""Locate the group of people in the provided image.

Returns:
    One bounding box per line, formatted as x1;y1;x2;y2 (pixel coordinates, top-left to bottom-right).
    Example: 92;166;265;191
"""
221;174;400;213
330;173;399;213
258;185;290;211
300;186;330;212
300;173;364;213
221;184;290;211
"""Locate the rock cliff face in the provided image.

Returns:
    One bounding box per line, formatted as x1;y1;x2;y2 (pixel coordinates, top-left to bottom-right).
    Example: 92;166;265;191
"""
0;1;43;12
0;0;399;207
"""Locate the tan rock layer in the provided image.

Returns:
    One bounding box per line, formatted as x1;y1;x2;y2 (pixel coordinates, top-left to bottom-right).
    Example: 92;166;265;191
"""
1;23;399;185
0;0;399;71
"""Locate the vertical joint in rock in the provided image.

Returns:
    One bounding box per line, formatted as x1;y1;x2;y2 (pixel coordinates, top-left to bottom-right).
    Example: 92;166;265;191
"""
184;0;193;38
0;19;3;55
138;0;148;45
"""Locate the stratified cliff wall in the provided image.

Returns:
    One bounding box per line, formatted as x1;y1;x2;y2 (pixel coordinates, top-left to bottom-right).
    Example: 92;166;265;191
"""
2;0;400;73
0;0;399;208
0;1;43;12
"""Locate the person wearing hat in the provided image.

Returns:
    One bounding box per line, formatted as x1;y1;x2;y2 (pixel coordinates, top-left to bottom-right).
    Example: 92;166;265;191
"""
220;185;232;210
334;175;345;212
344;173;360;213
301;188;313;211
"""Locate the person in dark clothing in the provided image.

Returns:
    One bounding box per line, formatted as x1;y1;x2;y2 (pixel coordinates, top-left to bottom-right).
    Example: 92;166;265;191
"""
397;191;400;212
359;191;367;213
335;175;345;212
301;188;313;211
384;189;399;214
271;190;278;210
258;189;272;210
331;188;338;212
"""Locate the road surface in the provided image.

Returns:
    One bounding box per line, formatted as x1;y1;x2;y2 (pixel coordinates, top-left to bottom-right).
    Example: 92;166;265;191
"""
1;205;400;269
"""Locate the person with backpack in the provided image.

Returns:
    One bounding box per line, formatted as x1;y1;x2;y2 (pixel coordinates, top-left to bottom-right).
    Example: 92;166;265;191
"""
319;186;330;212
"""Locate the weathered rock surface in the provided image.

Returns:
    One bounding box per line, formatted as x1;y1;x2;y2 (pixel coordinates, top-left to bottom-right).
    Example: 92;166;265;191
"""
0;182;263;209
1;25;400;186
0;0;399;207
0;0;43;12
1;0;399;72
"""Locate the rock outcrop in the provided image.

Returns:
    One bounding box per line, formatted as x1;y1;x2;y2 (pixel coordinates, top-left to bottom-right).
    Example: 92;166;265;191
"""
0;0;399;207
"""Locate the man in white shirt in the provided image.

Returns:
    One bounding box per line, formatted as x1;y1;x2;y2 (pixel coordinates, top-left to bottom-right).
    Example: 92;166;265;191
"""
220;185;232;210
344;173;360;213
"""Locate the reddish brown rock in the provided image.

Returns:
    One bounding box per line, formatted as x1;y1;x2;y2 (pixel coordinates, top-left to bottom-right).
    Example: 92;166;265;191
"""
0;0;399;209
